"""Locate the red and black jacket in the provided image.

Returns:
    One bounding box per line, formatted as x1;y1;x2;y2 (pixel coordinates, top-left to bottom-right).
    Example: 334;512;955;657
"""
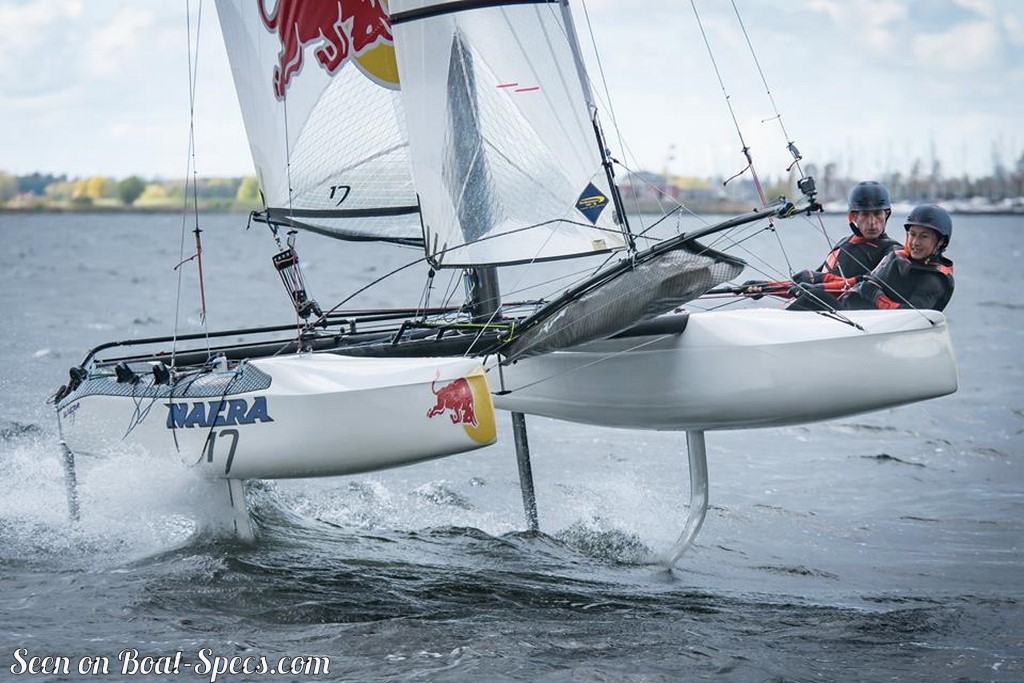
842;249;955;311
819;233;900;282
789;233;901;294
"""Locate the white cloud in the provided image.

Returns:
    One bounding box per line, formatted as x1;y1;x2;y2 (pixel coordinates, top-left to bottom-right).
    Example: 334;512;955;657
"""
954;0;995;19
1003;11;1024;47
82;6;156;78
0;0;82;73
0;0;82;46
2;0;1021;180
7;84;78;110
805;0;907;53
912;20;1000;71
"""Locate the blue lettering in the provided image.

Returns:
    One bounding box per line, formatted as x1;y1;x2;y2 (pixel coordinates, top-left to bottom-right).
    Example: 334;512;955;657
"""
245;396;274;424
226;399;248;425
166;403;188;428
166;397;272;429
209;400;227;426
184;402;207;428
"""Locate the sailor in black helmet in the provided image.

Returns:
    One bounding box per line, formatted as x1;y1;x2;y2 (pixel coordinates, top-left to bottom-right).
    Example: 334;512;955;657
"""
840;204;955;311
798;180;901;283
743;181;899;301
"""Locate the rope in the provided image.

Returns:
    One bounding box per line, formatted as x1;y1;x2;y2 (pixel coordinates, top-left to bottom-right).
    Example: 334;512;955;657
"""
727;0;833;256
172;0;210;370
690;0;767;206
730;0;804;175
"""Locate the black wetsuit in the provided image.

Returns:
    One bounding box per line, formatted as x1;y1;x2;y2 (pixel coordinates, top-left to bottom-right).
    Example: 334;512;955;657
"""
819;233;901;279
788;233;900;294
841;249;955;311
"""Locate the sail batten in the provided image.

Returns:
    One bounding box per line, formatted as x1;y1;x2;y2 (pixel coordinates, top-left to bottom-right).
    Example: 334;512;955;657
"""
391;0;561;26
265;206;421;219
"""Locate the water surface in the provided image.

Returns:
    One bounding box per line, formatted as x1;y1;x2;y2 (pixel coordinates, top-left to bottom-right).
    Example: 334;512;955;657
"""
1;211;1020;682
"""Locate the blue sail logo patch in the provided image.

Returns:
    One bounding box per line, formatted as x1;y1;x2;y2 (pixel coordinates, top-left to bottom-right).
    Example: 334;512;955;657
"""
575;182;609;224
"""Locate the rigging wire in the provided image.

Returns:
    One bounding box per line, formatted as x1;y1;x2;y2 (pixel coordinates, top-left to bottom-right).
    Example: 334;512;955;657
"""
611;157;715;230
550;1;635;249
728;0;833;257
575;1;695;233
173;0;210;368
731;0;803;176
577;0;622;161
314;257;430;322
575;0;641;230
689;0;767;207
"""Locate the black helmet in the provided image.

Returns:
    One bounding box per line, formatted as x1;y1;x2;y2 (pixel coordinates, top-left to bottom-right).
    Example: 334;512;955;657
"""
904;204;952;247
848;181;892;212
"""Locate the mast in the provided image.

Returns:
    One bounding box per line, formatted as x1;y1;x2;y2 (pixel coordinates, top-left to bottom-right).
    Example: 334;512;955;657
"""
556;0;634;249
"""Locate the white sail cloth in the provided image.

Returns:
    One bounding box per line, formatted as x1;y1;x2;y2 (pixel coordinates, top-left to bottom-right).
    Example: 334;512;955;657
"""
215;0;421;243
391;0;627;266
217;0;627;262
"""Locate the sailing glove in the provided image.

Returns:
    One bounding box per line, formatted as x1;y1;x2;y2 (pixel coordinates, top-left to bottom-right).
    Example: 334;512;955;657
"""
741;280;768;299
791;269;824;285
855;278;883;305
787;282;825;299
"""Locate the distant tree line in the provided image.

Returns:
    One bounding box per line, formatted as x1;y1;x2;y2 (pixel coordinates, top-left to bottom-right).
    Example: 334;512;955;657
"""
4;151;1024;212
620;149;1024;215
0;171;262;211
798;150;1024;204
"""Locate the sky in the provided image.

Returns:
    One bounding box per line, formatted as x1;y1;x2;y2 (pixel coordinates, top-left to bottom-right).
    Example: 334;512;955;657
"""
1;0;1022;183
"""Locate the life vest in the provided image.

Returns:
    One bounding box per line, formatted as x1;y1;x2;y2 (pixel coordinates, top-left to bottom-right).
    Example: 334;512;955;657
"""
820;233;901;280
845;249;955;311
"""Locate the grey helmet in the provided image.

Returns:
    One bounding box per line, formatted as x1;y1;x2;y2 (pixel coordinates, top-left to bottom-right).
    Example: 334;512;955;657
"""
904;204;952;250
847;181;892;236
848;181;892;212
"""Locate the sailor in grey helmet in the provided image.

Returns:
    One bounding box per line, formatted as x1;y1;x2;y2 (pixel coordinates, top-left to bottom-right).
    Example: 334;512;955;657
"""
794;180;901;285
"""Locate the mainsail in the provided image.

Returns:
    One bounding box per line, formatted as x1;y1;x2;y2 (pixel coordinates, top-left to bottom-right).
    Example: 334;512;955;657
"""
388;0;752;353
215;0;422;244
390;0;629;266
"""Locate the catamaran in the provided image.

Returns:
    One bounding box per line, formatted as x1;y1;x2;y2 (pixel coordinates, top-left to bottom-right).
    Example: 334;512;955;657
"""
52;1;957;562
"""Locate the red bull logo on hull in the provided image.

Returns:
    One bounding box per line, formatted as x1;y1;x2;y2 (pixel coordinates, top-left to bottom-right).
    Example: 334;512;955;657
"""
426;371;496;445
259;0;399;98
428;377;478;427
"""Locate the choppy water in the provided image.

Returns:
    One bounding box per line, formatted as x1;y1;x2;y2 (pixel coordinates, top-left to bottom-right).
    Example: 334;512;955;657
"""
1;211;1021;682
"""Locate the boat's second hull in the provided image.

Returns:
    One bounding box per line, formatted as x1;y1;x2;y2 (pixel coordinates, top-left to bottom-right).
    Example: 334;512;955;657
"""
494;308;958;430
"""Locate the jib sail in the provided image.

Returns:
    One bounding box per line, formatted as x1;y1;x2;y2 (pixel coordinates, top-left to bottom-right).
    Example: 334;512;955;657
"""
215;0;422;245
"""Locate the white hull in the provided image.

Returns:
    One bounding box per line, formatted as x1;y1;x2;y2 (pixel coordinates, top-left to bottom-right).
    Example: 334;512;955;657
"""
494;309;958;430
58;309;958;479
58;355;496;479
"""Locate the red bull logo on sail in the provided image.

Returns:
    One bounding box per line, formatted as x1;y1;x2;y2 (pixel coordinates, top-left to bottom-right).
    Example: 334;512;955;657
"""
259;0;399;98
